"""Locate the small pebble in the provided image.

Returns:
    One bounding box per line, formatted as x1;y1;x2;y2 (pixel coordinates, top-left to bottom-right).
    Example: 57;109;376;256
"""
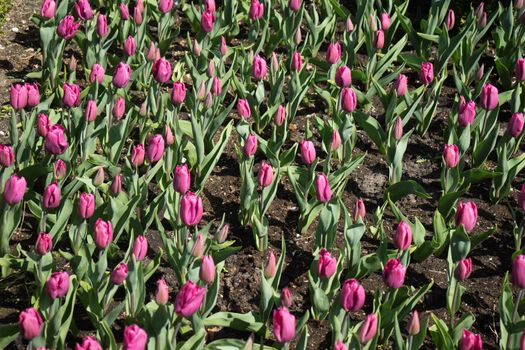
11;27;19;33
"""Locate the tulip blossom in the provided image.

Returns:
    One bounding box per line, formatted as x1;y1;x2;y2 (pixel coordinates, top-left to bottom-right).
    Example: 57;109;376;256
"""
516;58;525;81
341;87;357;112
443;144;459;168
317;248;336;278
94;218;113;249
335;66;352;87
159;0;173;13
3;174;27;205
146;134;165;163
264;250;276;278
97;14;108;37
131;144;145;167
75;0;93;20
180;192;203;226
252;54;267;80
420;62;434;85
455;258;472;281
123;324;148;350
37;113;50;137
460;330;482;350
191;234;205;258
458;97;476;127
78;193;95;219
383;258;406;288
45;271;69;299
280;288;292;308
112;97;125;120
455;201;478;233
394;220;412;250
175;280;206;317
76;336;102;350
340;279;365;312
353;198;366;221
25;82;40;107
201;10;215;33
274;105;286;126
237;98;251;119
373;30;384;50
290;51;302;72
358;313;378;344
35;232;52;255
10;84;27;110
289;0;301;12
0;145;14;167
112;62;131;88
85;100;98;122
57;15;80;40
110;262;128;285
445;9;455;30
152;58;172;84
18;308;43;340
480;83;498;111
395;74;408;96
133;235;148;261
258;161;274;187
331;129;341;150
326;42;341;64
508;113;524;137
407;311;420;335
315;173;332;203
40;0;56;19
512;255;525;289
249;0;264;21
200;255;215;284
171;81;186;105
174;164;191;194
380;12;391;30
273;307;296;343
155;278;169;305
300;140;316;165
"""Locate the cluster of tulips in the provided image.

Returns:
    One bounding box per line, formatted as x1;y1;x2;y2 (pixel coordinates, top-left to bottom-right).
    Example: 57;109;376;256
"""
2;0;525;348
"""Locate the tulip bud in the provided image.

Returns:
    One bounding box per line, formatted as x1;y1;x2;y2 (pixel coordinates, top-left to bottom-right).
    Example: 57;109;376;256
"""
110;262;128;285
513;255;525;288
252;54;268;80
35;232;52;255
315;173;332;203
477;12;487;29
271;52;279;72
476;64;484;81
146;134;165;163
90;63;105;85
76;336;102;350
508;112;524;137
159;0;173;13
212;76;222;96
407;311;420;335
289;0;301;12
173;164;191;194
175;280;206;317
164;124;174;146
280;288;292;308
394;220;412;250
54;160;67;181
273;307;296;343
443;144;459;168
326;42;341;64
383;258;406;288
45;125;68;155
445;9;455;30
57;15;80;40
300;140;316;165
243;134;258;157
112;97;125;121
75;0;93;20
258;161;274;187
94;218;113;249
249;0;264;20
18;308;43;340
112;62;131;88
516;58;525;81
480;83;499;110
124;36;136;56
335;66;352;87
78;192;95;219
191;234;205;258
131;144;145;167
43;182;61;210
346;16;354;32
341;87;357;112
373;30;385;50
10;83;28;110
62;82;81;108
146;42;157;61
201;10;215;33
455;257;472;281
152;58;172;84
180;192;203;226
237;98;251;119
45;271;69;299
193;39;202;57
519;183;525;212
216;223;229;243
274;105;286;126
123;325;147;350
521;330;525;350
475;2;484;19
132;235;148;261
200;255;215;284
139;100;148;117
331;129;341;151
40;0;56;19
3;174;27;205
335;340;348;350
358;314;378;344
369;14;378;32
171;81;186;105
134;6;143;25
393;116;403;141
37;113;50;137
516;0;524;9
290;51;302;72
155;278;169;305
25;83;40;108
264;250;276;278
420;62;434;85
460;330;482;350
458;97;476;127
93;167;105;186
317;248;336;278
110;174;122;196
395;74;408;97
380;12;391;30
455;201;478;233
353;198;366;221
340;278;365;312
0;144;14;167
97;14;108;37
85;99;98;122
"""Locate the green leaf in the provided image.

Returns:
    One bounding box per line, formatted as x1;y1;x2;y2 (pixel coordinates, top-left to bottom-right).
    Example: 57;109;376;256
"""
450;226;471;263
384;180;431;202
203;312;265;334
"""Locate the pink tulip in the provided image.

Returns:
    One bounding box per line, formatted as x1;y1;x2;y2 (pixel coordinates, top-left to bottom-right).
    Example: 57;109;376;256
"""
3;174;26;205
317;248;337;278
173;164;191;194
37;113;50;137
516;0;524;9
25;83;40;107
201;10;215;33
508;113;524;137
134;7;143;25
477;12;487;29
146;134;165;163
274;105;286;126
175;280;206;317
326;42;341;64
220;36;228;56
200;255;215;284
155;278;169;305
383;258;406;288
133;235;148;261
63;83;80;108
216;223;229;243
394;220;412;250
152;58;172;84
43;182;61;209
358;313;378;344
110;174;122;196
118;3;130;19
40;0;56;19
57;15;80;40
455;258;472;281
97;14;108;37
0;145;14;167
191;234;205;258
455;201;478;232
420;62;434;85
271;52;279;72
316;173;332;203
373;30;385;50
516;58;525;81
78;192;95;219
35;232;52;255
124;36;136;56
112;62;131;88
443;144;459;168
205;0;216;12
512;255;525;288
335;66;352;87
45;125;68;155
159;0;173;13
264;250;276;278
75;0;93;20
353;198;366;221
237;98;251;119
171;81;186;104
10;83;28;110
93;167;105;186
475;3;484;18
192;39;202;57
54;159;67;180
280;288;292;308
290;51;302;71
407;311;420;335
445;9;455;30
123;324;148;350
331;129;341;150
480;83;499;110
395;74;408;96
340;279;365;312
130;144;145;167
341;87;357;112
94;218;113;249
300;140;316;165
110;262;128;285
258;161;274;187
346;16;354;32
180;192;203;226
249;0;264;20
45;271;69;299
458;97;476;127
90;63;105;85
476;64;485;81
393;116;403;141
19;308;43;340
252;54;267;80
112;97;126;120
212;76;222;96
273;307;296;342
460;330;482;350
75;336;102;350
85;100;98;122
334;340;348;350
289;0;301;12
380;12;391;30
243;134;258;157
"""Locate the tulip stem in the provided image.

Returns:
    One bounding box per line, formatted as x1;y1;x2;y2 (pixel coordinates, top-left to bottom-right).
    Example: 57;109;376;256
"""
506;289;525;350
172;317;182;347
450;281;459;329
407;335;413;350
283;342;290;350
517;217;525;252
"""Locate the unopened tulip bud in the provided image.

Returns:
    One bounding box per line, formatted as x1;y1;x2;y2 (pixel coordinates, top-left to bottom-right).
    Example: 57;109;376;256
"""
112;62;131;88
171;81;186;105
152;58;172;84
273;307;296;343
131;144;145;167
315;173;332;203
380;12;390;30
0;145;14;167
443;144;459;168
85;99;98;122
159;0;173;13
180;192;203;226
243;134;258;157
110;174;122;196
395;74;408;96
326;42;341;65
460;330;482;350
207;60;215;77
331;129;341;150
237;98;251;119
317;248;336;278
94;218;113;249
146;134;165;163
455;201;478;232
508;113;524;137
37;113;50;137
146;42;157;61
197;81;206;100
369;14;378;31
394;220;412;250
133;235;148;261
512;255;525;288
393;116;403;141
112;97;125;121
458;97;476;127
200;255;215;284
475;3;484;19
10;83;28;110
97;14;108;37
191;234;205;258
78;192;95;219
420;62;434;85
134;6;143;25
477;12;487;29
220;36;228;57
515;0;524;9
205;93;213;109
300;140;316;165
407;311;420;335
173;164;191;194
476;64;485;81
76;336;102;350
193;39;202;57
43;182;61;209
335;66;352;87
340;278;365;312
200;10;215;33
252;54;267;80
110;262;128;285
3;174;27;205
272;52;279;72
249;0;264;20
516;58;525;81
164;125;174;145
35;232;52;255
383;258;406;288
25;83;40;108
353;198;366;221
289;0;301;12
216;223;229;243
93;167;105;186
445;9;455;30
75;0;93;20
40;0;56;19
124;36;136;56
294;27;302;45
358;313;378;344
264;251;276;278
212;76;221;96
258;161;274;187
290;51;302;72
341;87;357;112
280;288;292;308
455;258;472;281
155;278;169;305
335;340;348;350
123;325;147;350
346;16;354;32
